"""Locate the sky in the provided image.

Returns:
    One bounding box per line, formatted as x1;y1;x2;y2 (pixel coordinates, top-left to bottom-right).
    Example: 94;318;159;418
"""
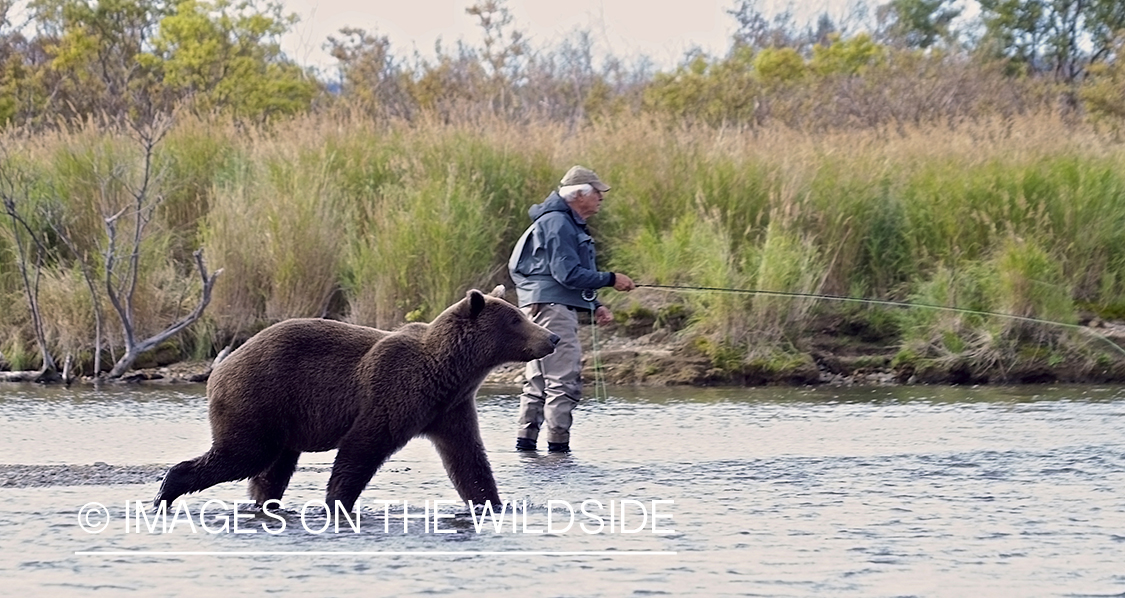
277;0;847;73
5;0;860;73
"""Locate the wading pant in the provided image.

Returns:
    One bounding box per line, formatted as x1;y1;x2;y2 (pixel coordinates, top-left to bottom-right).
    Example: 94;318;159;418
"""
518;303;581;445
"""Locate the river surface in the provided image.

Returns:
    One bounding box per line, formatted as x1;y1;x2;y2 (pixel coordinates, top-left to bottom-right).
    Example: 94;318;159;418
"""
0;382;1123;597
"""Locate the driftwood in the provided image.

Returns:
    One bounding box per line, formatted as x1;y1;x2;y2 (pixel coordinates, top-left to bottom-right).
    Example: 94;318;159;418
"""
181;343;232;383
211;344;232;369
0;368;60;383
62;354;75;387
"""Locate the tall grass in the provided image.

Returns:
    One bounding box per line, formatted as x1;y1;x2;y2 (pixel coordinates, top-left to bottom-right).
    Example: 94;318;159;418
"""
157;118;241;262
4;111;1125;370
203;129;345;330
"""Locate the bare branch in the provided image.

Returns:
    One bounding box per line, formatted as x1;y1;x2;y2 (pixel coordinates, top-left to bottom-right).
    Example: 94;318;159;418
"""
106;249;223;378
47;211;106;380
1;163;59;378
103;211;135;350
102;115;173;361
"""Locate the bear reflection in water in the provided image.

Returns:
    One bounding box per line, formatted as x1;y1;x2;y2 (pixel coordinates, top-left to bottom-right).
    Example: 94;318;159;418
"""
153;286;559;512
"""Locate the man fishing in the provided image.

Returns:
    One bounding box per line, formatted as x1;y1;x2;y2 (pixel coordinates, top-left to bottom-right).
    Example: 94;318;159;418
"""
507;165;636;453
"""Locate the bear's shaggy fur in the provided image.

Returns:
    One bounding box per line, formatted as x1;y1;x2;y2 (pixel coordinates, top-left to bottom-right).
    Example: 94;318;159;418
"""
154;287;558;511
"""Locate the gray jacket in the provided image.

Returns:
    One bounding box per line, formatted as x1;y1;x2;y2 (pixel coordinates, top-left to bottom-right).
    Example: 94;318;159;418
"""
508;191;615;310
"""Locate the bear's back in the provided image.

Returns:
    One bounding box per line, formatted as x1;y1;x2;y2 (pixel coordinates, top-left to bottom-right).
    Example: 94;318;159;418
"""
206;318;393;450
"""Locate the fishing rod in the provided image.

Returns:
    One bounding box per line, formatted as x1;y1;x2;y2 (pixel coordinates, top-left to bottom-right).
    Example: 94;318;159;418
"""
634;283;1125;357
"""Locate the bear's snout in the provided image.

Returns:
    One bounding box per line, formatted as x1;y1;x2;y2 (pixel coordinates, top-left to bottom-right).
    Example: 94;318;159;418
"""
522;324;560;361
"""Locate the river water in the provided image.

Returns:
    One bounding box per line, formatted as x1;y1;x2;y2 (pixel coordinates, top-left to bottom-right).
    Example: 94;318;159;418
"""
0;382;1123;597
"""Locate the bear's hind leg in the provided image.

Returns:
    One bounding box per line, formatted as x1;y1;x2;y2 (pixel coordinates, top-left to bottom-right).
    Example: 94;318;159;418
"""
248;449;301;506
153;458;200;506
153;444;281;507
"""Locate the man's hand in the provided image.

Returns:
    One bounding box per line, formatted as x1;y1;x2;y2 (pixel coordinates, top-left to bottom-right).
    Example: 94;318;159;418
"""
613;273;636;292
594;305;614;326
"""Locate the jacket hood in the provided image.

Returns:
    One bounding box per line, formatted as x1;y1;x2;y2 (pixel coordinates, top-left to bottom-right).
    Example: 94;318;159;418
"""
528;191;583;224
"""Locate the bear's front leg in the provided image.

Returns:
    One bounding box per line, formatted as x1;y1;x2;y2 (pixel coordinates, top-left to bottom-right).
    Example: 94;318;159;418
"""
325;432;395;512
425;400;502;507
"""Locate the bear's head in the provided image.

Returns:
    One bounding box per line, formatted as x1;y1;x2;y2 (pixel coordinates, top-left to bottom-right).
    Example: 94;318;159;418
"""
428;285;559;368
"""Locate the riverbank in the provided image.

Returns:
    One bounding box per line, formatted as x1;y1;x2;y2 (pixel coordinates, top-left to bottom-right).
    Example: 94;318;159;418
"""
8;115;1125;392
47;311;1125;388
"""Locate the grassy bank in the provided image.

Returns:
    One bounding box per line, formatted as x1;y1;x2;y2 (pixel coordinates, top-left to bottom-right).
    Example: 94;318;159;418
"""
4;112;1125;381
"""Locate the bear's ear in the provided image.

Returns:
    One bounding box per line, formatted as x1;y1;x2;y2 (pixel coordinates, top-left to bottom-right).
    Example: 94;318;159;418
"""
467;289;486;319
489;284;505;298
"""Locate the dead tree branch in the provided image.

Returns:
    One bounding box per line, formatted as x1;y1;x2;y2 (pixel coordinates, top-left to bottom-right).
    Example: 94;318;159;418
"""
106;249;222;378
1;162;59;382
48;211;106;379
100;115;222;378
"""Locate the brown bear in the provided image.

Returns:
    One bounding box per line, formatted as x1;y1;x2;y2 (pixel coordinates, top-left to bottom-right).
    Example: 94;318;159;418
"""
153;286;558;511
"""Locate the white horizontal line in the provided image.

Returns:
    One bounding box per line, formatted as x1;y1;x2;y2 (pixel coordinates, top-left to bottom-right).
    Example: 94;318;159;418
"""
75;550;677;557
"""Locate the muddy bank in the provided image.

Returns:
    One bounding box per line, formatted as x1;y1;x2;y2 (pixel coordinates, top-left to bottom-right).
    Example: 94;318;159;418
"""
11;314;1125;388
575;315;1125;387
123;328;1125;388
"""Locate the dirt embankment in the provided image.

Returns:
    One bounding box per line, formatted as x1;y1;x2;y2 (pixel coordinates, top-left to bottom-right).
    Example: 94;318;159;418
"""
97;313;1125;388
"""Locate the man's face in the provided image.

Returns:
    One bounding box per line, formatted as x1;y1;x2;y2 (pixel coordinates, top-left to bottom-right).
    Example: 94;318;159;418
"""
569;188;604;220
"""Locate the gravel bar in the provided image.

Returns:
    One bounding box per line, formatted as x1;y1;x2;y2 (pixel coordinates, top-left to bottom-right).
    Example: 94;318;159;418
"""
0;463;169;487
0;463;345;488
